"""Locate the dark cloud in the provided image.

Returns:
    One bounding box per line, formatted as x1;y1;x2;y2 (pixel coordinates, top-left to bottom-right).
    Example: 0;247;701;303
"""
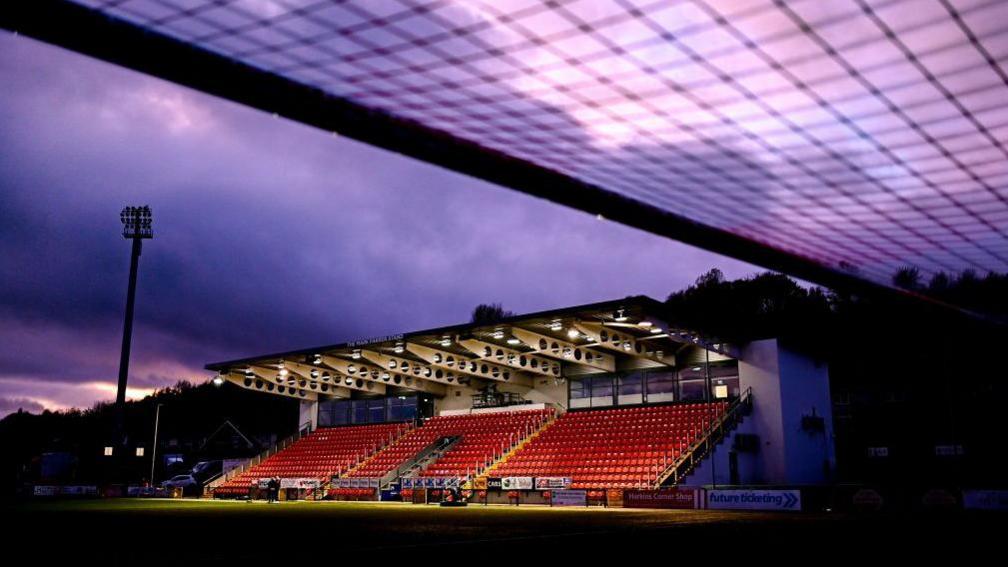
0;33;759;413
0;397;46;415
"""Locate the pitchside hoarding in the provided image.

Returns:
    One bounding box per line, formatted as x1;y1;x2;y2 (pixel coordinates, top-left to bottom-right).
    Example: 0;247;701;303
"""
963;490;1008;511
624;488;701;509
279;478;321;489
501;477;534;490
551;490;587;506
534;477;572;489
707;489;802;511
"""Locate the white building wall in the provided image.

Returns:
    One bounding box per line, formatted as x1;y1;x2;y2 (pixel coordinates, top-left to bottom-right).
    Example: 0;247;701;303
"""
687;339;833;486
778;346;835;483
736;338;787;484
298;399;318;432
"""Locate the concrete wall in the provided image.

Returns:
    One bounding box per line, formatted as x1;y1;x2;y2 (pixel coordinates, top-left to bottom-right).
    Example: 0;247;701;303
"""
298;399;318;432
686;339;833;486
736;339;787;484
778;346;835;483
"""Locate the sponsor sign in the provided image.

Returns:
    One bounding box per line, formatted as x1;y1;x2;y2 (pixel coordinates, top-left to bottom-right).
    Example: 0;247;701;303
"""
963;490;1008;511
257;478;272;489
921;488;958;509
347;333;405;347
279;478;320;489
472;477;487;490
551;489;587;507
33;485;58;497
61;485;98;496
707;489;801;511
534;477;572;490
486;477;503;491
624;488;700;509
866;447;889;458
501;477;534;490
851;488;884;511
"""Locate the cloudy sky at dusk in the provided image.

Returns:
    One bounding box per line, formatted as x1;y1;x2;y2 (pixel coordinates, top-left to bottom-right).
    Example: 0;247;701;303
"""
0;33;761;416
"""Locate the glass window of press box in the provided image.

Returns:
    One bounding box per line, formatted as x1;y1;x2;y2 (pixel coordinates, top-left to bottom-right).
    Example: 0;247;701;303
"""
318;395;418;427
568;361;738;409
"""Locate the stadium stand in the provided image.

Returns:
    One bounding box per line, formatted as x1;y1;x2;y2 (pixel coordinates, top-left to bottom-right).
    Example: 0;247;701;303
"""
350;408;553;480
213;422;409;497
490;402;729;489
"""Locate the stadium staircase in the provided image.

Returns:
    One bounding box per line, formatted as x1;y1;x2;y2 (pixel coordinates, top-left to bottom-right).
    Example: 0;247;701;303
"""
397;435;463;483
491;399;739;489
348;408;554;483
656;387;752;487
479;412;557;480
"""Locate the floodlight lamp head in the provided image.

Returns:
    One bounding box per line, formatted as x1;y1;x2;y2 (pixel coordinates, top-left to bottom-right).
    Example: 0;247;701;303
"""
121;205;153;239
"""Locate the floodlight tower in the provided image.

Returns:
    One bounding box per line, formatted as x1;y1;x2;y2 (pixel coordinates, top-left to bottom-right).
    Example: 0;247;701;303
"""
115;206;152;449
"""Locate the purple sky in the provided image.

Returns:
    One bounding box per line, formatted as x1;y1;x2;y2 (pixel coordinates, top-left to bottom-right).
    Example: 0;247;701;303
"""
0;33;760;416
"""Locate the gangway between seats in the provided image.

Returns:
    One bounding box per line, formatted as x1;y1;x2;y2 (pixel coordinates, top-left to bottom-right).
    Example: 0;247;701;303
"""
394;435;462;487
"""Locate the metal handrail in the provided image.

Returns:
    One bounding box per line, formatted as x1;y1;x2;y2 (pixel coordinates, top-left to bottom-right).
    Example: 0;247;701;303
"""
655;387;753;487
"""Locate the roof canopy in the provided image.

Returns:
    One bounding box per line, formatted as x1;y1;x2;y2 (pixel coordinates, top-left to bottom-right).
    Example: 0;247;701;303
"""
5;1;1007;307
205;296;730;400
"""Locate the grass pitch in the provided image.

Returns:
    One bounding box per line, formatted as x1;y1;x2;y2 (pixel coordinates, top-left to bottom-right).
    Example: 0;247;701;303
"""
5;498;999;564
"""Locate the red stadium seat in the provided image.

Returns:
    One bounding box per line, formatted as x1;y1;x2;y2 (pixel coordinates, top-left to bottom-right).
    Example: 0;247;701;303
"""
491;402;728;490
213;422;410;497
350;408;553;480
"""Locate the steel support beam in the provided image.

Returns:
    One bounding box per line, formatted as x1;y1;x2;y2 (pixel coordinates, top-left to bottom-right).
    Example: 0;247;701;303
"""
406;343;532;388
320;354;447;395
573;322;672;366
457;338;558;381
510;327;614;372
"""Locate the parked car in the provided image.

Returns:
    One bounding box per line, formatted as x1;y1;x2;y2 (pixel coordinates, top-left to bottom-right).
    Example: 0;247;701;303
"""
161;474;198;490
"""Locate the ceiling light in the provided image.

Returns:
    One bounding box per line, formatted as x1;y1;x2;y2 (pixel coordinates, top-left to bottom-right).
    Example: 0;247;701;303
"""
623;341;632;351
566;328;580;339
638;321;653;328
548;320;562;331
278;368;289;377
310;369;319;378
212;375;224;387
312;354;322;365
440;337;451;347
491;329;504;340
347;364;356;373
381;372;391;381
394;343;404;354
692;366;701;372
351;350;361;359
344;377;353;385
614;309;628;322
650;327;662;334
507;337;521;345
